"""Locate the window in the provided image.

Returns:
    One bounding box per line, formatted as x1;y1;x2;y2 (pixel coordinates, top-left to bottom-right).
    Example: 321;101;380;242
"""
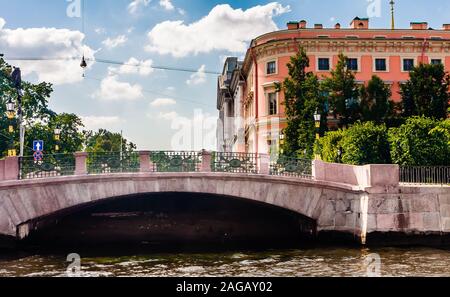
266;61;276;75
268;93;277;115
375;58;387;71
403;59;414;71
318;58;330;71
431;59;442;65
346;58;358;71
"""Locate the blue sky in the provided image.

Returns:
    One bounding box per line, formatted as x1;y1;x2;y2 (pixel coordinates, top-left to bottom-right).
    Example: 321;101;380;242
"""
1;0;450;150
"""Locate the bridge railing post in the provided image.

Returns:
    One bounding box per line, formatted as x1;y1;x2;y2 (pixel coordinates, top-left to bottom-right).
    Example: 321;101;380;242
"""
258;153;270;175
200;150;212;172
74;152;88;176
0;157;19;181
139;151;153;172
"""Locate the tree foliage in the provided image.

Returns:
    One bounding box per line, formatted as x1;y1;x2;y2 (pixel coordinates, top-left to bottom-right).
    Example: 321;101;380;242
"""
84;129;136;153
316;122;391;165
400;63;450;119
322;53;360;127
359;75;394;124
276;47;326;158
388;117;450;166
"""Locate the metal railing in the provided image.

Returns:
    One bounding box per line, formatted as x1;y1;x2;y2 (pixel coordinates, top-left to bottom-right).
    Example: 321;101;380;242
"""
150;151;202;172
212;152;259;174
400;166;450;185
270;156;313;179
87;151;140;174
19;153;75;180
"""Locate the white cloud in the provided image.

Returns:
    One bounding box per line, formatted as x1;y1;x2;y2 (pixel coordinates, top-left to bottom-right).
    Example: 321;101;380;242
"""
93;76;144;101
186;65;206;85
158;111;179;120
177;8;186;15
95;27;106;34
145;2;290;57
150;98;176;107
159;0;174;11
0;18;95;85
81;116;123;130
102;35;127;49
128;0;151;14
108;57;154;76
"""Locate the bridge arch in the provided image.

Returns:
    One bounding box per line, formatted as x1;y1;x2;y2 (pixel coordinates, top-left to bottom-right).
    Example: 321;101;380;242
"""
0;172;365;245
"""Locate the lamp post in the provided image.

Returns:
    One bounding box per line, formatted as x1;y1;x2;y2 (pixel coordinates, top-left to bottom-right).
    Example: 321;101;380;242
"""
314;110;322;160
54;126;61;152
279;130;285;155
5;98;16;156
314;110;321;140
2;60;25;157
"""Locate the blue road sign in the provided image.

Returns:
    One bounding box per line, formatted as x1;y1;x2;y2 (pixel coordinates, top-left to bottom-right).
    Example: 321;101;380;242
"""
33;151;44;161
33;140;44;152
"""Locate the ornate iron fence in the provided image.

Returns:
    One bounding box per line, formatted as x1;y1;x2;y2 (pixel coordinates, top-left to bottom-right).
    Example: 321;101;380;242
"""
400;166;450;185
212;152;259;173
270;156;313;179
150;151;201;172
87;151;140;174
19;154;76;180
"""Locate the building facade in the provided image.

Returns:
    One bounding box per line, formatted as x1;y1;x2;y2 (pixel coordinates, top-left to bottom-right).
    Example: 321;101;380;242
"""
217;17;450;155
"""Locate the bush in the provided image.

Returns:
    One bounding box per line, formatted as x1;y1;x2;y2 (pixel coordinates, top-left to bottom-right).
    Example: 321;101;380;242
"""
388;117;450;166
316;122;390;165
340;122;391;165
315;130;343;163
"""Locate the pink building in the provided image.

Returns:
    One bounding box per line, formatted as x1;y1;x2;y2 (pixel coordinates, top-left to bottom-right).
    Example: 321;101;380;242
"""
217;17;450;155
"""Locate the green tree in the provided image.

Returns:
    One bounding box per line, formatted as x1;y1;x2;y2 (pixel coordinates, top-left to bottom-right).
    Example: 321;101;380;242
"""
359;75;393;124
388;117;450;166
84;129;136;153
316;121;391;165
314;130;344;163
25;113;85;154
400;63;450;119
1;58;54;156
322;53;360;127
275;47;326;158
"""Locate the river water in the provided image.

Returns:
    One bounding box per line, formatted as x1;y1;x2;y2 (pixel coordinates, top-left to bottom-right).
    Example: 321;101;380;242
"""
0;247;449;277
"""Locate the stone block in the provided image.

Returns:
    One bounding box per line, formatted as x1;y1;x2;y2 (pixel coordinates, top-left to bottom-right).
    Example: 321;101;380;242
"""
376;214;396;230
440;204;450;218
422;213;441;231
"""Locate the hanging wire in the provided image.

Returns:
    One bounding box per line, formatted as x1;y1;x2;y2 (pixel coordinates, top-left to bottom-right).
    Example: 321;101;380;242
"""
84;75;216;108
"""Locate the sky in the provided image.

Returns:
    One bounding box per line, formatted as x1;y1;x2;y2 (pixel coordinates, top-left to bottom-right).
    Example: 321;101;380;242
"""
1;0;450;150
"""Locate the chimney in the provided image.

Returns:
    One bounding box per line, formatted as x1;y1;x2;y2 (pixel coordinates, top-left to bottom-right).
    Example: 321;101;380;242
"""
350;17;369;29
287;21;299;30
410;22;428;30
299;20;307;29
335;23;341;29
443;24;450;31
314;24;323;29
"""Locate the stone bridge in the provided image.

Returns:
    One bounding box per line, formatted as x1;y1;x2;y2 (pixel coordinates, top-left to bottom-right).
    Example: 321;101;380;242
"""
0;151;449;246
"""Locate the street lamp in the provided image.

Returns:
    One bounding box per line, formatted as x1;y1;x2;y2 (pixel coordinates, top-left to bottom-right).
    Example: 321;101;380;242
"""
314;110;321;138
6;99;15;120
314;109;322;160
5;99;16;157
54;126;61;152
279;130;285;155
